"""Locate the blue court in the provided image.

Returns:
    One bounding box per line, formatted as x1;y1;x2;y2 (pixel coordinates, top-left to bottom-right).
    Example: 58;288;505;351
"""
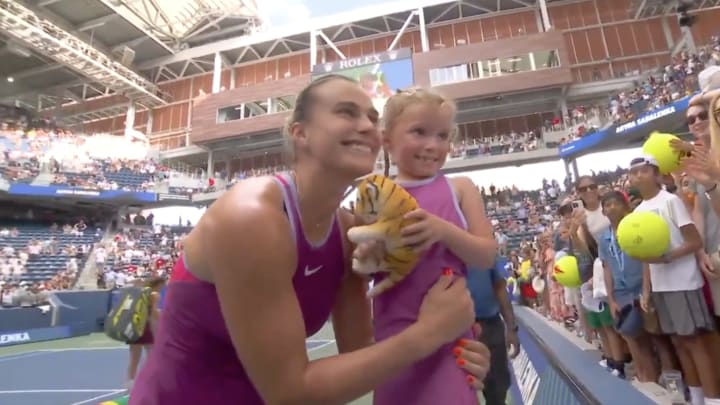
0;340;334;405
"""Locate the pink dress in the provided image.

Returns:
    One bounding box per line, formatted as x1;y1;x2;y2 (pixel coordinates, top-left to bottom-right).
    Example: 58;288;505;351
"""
372;175;479;405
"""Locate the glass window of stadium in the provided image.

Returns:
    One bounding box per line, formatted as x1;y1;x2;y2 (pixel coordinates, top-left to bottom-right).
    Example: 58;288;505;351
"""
428;49;560;86
217;95;296;123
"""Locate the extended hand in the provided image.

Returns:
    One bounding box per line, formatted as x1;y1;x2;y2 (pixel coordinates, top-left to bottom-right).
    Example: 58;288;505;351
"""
682;146;720;188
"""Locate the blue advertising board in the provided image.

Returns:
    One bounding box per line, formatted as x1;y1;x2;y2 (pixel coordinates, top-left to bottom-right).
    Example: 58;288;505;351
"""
511;306;655;405
0;325;72;347
558;96;691;159
7;184;157;202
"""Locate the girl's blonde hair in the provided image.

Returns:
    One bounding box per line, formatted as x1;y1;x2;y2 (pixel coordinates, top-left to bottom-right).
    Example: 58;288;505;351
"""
380;88;458;175
710;93;720;165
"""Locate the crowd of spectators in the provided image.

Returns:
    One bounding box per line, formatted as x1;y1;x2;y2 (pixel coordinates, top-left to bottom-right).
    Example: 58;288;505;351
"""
0;125;169;191
95;226;183;290
560;36;720;144
0;220;96;306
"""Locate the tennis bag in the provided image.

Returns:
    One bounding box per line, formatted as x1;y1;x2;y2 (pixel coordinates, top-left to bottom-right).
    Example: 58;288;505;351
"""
104;287;151;344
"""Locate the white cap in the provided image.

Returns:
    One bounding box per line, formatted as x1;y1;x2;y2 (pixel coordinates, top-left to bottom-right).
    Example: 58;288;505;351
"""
629;155;659;169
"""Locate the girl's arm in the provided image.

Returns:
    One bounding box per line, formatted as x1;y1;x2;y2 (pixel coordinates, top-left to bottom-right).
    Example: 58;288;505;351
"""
445;176;497;270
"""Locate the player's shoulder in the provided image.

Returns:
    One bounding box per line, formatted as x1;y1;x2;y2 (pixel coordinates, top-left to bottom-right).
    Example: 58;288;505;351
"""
188;176;287;248
184;175;295;278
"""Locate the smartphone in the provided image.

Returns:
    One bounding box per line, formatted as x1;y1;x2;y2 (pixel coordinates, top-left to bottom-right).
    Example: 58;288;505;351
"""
571;200;584;210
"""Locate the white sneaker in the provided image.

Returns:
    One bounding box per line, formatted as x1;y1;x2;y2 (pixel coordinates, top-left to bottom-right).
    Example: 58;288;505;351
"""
598;359;608;368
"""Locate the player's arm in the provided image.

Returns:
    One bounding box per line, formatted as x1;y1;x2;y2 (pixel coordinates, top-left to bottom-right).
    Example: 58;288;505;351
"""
200;187;440;405
446;176;498;270
331;210;374;353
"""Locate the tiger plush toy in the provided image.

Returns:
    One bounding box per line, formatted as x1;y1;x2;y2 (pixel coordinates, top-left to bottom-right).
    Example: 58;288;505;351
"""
347;174;421;298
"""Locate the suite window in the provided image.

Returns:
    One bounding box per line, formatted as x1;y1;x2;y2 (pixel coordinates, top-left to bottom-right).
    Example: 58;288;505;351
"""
533;50;561;69
217;95;297;123
427;49;561;86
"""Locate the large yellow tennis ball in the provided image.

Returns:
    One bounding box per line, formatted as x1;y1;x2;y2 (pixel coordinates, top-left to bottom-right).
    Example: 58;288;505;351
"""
642;131;685;174
616;211;671;259
554;255;582;287
519;260;532;282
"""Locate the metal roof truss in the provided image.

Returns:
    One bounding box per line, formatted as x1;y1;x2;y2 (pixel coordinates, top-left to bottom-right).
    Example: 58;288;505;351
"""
0;0;169;110
142;0;542;83
632;0;720;19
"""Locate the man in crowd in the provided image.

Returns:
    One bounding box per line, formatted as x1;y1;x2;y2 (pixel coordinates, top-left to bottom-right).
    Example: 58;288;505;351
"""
467;257;520;405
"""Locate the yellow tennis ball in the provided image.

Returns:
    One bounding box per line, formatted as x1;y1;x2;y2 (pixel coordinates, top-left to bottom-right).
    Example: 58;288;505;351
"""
616;211;671;259
553;255;582;287
642;131;685;174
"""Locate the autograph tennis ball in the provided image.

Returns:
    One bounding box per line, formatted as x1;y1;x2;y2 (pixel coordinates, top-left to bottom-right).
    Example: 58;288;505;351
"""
616;211;671;260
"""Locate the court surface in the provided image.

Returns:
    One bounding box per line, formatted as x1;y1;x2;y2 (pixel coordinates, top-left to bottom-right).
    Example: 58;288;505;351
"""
0;323;492;405
0;323;373;405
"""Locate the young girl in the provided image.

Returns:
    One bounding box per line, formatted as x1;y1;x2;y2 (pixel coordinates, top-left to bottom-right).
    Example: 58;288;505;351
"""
539;232;569;322
372;88;497;405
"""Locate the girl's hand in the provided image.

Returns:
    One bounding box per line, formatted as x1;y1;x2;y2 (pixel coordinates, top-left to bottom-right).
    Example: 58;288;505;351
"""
400;209;450;253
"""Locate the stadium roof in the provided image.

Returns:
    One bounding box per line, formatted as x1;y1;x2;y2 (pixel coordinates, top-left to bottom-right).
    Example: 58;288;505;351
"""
630;0;720;19
2;0;717;125
0;0;261;116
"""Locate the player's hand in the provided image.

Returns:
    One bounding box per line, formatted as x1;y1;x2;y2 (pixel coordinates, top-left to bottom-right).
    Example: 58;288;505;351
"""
453;323;490;390
417;270;475;346
351;241;385;276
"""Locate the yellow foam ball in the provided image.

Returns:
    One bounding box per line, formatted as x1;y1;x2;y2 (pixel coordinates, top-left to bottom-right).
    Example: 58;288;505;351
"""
554;255;582;287
519;260;532;282
642;131;685;174
616;211;671;259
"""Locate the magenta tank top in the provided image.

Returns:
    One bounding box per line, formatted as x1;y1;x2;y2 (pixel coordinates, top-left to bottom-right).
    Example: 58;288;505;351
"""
372;174;479;405
129;173;345;405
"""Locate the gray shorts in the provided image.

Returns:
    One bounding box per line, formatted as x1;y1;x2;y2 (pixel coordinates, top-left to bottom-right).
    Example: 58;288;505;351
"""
652;288;715;336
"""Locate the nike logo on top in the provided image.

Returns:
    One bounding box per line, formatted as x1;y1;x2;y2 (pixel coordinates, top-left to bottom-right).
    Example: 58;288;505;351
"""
304;265;323;276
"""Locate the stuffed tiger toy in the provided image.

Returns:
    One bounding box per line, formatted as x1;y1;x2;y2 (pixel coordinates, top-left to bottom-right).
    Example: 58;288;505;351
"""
347;174;421;298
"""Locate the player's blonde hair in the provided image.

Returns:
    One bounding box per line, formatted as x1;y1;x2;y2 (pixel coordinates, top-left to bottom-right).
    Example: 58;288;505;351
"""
380;88;458;175
282;74;357;163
